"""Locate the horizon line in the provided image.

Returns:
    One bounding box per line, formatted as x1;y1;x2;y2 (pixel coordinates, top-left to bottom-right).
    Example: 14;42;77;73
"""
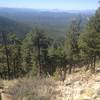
0;7;97;11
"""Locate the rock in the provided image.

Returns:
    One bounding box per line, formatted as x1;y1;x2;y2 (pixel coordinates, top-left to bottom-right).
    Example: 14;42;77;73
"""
82;96;91;100
95;76;100;82
65;83;71;86
92;93;97;99
80;88;95;100
96;87;100;95
73;95;80;100
80;89;84;94
96;98;100;100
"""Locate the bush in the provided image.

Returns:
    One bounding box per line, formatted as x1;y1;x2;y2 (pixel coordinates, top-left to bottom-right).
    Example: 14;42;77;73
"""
53;68;61;81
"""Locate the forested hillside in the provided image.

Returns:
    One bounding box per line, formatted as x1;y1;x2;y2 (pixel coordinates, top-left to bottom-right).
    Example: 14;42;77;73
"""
0;8;94;38
0;16;30;36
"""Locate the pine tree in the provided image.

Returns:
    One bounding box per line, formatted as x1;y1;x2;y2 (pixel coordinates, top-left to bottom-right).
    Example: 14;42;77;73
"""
64;19;81;73
78;8;100;73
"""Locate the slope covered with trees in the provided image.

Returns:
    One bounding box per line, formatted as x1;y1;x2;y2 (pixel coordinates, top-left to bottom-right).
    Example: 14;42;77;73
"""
0;7;99;79
0;16;30;37
0;8;94;38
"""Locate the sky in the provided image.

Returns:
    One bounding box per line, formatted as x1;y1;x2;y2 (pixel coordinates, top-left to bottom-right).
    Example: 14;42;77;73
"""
0;0;99;10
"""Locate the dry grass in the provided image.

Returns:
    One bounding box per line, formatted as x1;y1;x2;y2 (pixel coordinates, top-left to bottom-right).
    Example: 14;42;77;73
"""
7;77;58;100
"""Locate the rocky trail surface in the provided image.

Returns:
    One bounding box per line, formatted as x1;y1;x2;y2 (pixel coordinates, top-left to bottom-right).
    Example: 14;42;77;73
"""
55;68;100;100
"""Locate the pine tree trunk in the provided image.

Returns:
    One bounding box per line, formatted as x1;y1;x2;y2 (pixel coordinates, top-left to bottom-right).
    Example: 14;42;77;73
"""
91;56;96;73
92;56;96;73
37;37;42;77
13;59;16;78
2;32;10;80
69;64;72;74
85;60;90;71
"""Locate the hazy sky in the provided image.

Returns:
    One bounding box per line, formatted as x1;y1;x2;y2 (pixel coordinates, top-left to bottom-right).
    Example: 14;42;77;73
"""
0;0;99;10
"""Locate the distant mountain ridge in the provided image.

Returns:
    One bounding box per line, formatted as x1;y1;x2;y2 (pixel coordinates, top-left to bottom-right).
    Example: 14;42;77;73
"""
0;7;95;13
36;9;95;14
